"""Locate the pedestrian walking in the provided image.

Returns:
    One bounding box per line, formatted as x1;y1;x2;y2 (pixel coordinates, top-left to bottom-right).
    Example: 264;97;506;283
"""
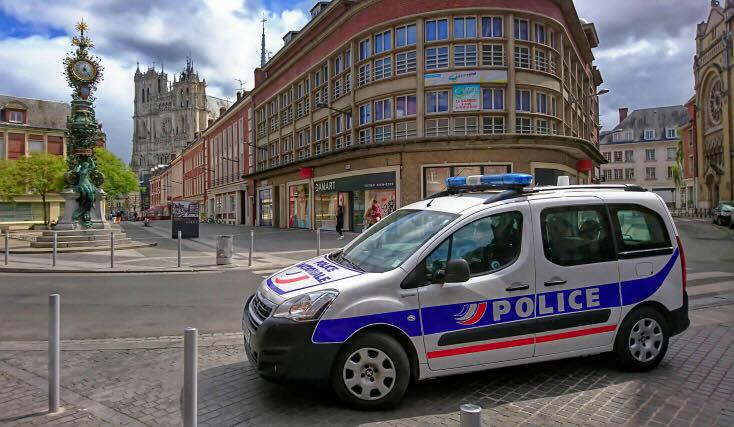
336;204;344;240
364;199;382;231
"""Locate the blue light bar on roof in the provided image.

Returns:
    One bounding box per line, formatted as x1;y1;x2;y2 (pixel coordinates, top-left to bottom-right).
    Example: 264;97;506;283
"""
445;173;533;189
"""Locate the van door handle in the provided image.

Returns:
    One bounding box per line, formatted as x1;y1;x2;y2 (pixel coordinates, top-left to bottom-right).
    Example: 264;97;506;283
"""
400;290;417;298
506;283;530;291
544;279;567;287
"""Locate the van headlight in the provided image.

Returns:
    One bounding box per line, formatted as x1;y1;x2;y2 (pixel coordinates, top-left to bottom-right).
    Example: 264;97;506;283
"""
272;290;339;321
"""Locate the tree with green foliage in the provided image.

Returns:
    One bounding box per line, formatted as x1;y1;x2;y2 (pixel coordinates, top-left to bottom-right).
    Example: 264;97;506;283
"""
93;148;140;200
0;160;24;202
671;134;685;207
7;153;67;225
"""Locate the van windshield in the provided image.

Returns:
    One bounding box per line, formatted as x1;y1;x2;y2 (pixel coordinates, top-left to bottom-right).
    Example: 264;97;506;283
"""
334;209;458;273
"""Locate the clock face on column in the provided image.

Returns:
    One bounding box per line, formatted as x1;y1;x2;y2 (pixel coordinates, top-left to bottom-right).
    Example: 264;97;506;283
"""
709;80;723;126
72;60;97;82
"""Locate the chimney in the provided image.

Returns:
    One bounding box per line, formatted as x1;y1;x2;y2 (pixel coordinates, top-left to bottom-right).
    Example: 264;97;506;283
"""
236;91;242;101
219;106;226;116
618;107;629;123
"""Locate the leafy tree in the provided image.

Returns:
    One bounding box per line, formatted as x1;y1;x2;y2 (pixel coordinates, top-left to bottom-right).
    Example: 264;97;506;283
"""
9;153;67;225
0;160;24;202
94;148;140;200
671;133;684;206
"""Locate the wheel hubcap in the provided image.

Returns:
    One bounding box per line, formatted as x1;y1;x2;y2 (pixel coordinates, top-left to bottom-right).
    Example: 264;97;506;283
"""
343;347;396;401
628;318;664;363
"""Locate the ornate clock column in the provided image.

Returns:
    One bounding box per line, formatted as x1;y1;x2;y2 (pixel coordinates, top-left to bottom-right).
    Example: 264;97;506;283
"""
56;21;109;230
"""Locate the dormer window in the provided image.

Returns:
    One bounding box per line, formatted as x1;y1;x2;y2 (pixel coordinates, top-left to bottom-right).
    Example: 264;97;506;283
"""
644;129;656;141
665;127;677;139
7;110;24;123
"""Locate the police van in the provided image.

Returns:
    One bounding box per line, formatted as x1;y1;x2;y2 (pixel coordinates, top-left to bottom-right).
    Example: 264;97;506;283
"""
242;173;689;409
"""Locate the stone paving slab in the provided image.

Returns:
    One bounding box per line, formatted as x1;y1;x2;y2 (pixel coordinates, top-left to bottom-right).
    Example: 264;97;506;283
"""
1;314;733;426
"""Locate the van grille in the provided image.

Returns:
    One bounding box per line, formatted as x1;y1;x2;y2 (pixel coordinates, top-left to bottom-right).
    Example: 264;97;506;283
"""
248;293;275;329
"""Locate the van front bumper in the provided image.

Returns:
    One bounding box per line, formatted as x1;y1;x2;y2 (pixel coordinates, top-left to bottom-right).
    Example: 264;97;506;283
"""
243;301;340;383
670;291;690;337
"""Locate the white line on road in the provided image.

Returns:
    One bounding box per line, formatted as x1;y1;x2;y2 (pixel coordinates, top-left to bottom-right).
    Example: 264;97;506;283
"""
688;271;734;281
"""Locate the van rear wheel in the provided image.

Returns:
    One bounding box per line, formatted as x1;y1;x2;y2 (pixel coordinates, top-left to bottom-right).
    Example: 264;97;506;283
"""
614;307;669;372
331;332;410;410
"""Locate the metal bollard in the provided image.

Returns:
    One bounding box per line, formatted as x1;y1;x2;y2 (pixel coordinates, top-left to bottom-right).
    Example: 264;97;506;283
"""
183;327;198;427
110;231;115;268
248;229;254;267
4;230;8;265
178;230;182;268
459;404;482;427
316;227;321;257
49;294;60;413
52;232;57;267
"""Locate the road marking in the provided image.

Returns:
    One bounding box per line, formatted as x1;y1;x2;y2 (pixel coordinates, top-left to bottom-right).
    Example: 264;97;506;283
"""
688;271;734;281
687;281;734;296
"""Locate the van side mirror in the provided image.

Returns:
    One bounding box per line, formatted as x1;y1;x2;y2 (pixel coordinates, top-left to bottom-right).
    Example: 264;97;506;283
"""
400;261;428;289
443;259;470;283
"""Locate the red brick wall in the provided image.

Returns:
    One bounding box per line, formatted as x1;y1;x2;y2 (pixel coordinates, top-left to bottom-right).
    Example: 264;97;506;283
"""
205;101;251;186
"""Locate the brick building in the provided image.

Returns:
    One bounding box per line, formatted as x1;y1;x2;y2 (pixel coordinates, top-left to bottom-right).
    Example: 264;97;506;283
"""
680;96;698;208
245;0;605;230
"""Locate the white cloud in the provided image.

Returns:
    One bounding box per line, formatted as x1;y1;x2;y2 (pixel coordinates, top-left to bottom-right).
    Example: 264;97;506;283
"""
0;0;309;162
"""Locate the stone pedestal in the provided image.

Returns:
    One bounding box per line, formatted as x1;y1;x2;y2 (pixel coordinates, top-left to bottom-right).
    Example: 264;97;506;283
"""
55;187;111;230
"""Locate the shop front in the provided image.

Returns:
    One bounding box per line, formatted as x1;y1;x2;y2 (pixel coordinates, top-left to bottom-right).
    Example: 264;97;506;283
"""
314;171;397;232
288;181;310;229
422;164;512;198
257;187;274;227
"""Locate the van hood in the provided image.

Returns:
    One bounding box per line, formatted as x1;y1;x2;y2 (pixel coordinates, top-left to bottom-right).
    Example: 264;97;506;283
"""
261;255;366;300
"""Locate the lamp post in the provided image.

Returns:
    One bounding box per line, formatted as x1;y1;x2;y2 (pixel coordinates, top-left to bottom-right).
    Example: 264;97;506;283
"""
570;89;609;105
315;102;352;114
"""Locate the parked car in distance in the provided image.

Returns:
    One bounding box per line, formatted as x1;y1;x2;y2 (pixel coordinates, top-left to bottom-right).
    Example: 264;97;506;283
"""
712;201;733;226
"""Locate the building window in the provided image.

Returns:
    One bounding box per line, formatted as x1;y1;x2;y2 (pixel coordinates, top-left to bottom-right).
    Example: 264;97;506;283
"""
665;128;677;139
514;18;529;40
644;128;656;140
536;93;548;114
358;128;372;144
396;24;417;47
396;95;417;117
375;124;392;142
535;49;548;72
535;23;546;44
481;16;503;38
514;46;530;69
454;44;478;67
603;152;611;162
359;38;371;60
646;167;656;180
535;119;550;134
345;49;352;67
358;64;371;86
426;90;450;113
516;90;531;112
482;88;504;110
516;116;532;134
426;118;450;136
425;46;449;69
395;50;417;74
612;130;633;143
373;56;392;80
29;139;44;153
425;18;449;41
359;103;371;125
374;30;391;54
614;151;623;162
603;169;612;182
454;17;477;39
667;147;677;160
7;111;23;123
667;166;674;179
334;56;342;75
482;116;505;134
613;169;623;181
625;168;635;180
482;44;504;66
453;117;479;135
395;121;417;139
645;148;656;161
374;98;392;121
624;150;634;162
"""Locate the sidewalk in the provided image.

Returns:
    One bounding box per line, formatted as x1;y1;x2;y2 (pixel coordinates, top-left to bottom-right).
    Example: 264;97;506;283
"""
0;304;732;426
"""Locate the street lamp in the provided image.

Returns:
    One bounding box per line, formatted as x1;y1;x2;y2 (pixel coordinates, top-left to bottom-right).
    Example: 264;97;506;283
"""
315;102;352;114
570;89;609;105
220;156;240;164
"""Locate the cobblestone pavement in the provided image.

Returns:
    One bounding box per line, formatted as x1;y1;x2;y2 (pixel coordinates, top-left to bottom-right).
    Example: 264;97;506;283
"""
0;304;732;426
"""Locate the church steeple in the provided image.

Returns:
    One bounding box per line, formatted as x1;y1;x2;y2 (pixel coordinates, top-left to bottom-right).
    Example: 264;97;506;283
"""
260;15;267;68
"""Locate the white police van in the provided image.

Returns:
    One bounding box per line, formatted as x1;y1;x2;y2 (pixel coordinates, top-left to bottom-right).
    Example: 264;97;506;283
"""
243;173;689;409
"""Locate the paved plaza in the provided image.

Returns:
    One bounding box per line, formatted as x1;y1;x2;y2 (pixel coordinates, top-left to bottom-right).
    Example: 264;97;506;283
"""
0;218;732;426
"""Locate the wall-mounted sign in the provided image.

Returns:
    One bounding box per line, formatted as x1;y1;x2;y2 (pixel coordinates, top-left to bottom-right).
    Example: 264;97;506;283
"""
452;84;481;111
424;69;508;87
314;172;396;193
171;200;200;238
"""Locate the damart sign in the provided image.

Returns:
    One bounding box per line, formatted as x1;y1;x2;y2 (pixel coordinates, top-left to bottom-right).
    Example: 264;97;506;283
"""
424;69;507;87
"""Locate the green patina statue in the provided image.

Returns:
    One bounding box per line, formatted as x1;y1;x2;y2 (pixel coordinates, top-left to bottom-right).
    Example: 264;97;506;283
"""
62;20;105;228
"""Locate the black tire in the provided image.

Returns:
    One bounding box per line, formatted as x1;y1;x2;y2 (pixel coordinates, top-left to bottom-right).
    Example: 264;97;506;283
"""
614;306;669;372
330;332;410;410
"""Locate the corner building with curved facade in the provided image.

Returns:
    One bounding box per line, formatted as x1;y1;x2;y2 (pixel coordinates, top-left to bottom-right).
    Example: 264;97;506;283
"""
247;0;604;230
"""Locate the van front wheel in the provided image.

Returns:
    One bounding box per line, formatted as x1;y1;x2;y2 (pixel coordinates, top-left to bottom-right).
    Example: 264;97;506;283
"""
331;332;410;410
614;307;669;372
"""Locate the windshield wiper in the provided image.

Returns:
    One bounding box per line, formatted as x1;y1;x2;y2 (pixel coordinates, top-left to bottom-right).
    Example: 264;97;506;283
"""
340;254;364;272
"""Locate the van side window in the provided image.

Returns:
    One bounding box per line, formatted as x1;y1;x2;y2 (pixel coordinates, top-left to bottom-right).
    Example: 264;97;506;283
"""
609;204;671;254
541;205;615;266
423;211;523;281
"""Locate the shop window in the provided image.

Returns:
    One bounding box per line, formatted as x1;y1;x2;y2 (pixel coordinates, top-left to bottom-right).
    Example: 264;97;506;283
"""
425;46;449;70
482;116;505;134
0;202;44;221
482;88;504;111
395;121;417;139
375;124;392;143
425;18;448;41
396;95;417;117
454;17;476;39
374;98;392;121
373;56;392;80
481;16;503;38
396;50;417;74
454;44;477;67
482;44;504;66
374;30;391;54
396;24;417;47
426;118;450;136
289;184;310;229
514;46;530;69
516;116;532;134
426;90;449;114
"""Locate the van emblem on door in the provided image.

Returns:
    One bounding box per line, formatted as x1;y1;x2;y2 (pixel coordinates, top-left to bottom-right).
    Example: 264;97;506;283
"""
454;302;487;325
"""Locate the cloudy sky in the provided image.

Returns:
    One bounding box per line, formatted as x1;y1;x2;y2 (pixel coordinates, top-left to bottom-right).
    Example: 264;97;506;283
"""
0;0;711;162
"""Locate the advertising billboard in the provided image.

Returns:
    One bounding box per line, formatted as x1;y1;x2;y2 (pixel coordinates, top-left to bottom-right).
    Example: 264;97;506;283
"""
452;84;481;111
171;200;200;238
424;69;508;86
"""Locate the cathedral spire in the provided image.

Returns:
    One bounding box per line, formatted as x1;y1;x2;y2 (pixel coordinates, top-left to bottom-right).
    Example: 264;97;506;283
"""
260;15;267;68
